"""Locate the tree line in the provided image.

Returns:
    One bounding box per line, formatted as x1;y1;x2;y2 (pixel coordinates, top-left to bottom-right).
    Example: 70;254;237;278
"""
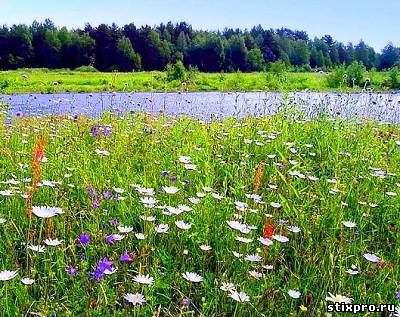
0;19;399;72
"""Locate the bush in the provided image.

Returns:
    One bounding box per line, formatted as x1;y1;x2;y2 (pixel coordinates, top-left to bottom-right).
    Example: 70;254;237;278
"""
75;65;99;72
166;61;187;82
327;65;347;88
346;61;366;87
386;67;400;89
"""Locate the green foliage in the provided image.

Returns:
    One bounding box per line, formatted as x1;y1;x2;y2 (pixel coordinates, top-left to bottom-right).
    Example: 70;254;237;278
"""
386;66;400;89
74;65;98;72
327;64;347;88
346;61;366;87
247;48;265;71
165;61;187;82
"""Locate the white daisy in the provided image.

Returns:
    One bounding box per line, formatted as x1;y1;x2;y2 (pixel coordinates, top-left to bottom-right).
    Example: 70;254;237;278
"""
229;290;250;302
182;272;203;283
118;226;134;233
200;244;212;251
249;270;263;280
135;233;145;240
288;290;301;299
32;206;63;218
235;236;253;243
155;224;169;234
175;220;192;230
133;274;154;285
346;269;359;275
162;186;180;194
0;270;17;281
44;238;63;246
124;293;146;306
287;226;301;233
244;254;261;262
258;237;273;246
21;277;35;285
272;235;289;243
325;293;352;304
220;282;236;292
188;197;200;204
342;221;356;228
28;245;46;253
363;253;380;263
95;149;110;156
0;218;6;224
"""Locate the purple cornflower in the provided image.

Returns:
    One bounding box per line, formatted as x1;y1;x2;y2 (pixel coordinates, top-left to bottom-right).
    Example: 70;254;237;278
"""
15;111;23;118
66;266;77;276
120;252;133;263
103;191;112;200
92;201;100;209
109;219;118;226
91;125;100;138
162;170;169;177
105;235;115;244
78;233;91;245
103;127;112;137
181;298;190;308
93;257;113;282
169;176;177;182
183;179;191;186
4;118;11;126
278;219;287;226
396;291;400;299
113;194;120;201
70;114;79;121
86;186;95;197
354;230;360;237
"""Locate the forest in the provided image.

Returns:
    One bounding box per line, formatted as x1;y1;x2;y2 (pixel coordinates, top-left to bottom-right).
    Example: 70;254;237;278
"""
0;19;399;72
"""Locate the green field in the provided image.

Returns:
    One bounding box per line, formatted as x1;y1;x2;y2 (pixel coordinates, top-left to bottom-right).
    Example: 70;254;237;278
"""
0;69;390;94
0;110;399;316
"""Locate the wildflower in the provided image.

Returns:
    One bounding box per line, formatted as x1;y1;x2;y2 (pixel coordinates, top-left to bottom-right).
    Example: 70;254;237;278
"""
181;298;190;308
175;220;192;230
156;224;169;234
91;125;100;138
0;218;6;224
78;233;91;245
363;253;380;263
326;293;352;303
287;226;301;233
120;252;133;263
182;272;203;283
133;274;154;285
103;191;112;200
300;305;308;312
0;270;17;281
220;282;236;292
249;270;263;280
396;291;400;299
135;233;145;240
244;254;261;262
21;277;35;285
44;238;63;246
95;149;110;156
105;235;115;244
272;235;289;243
346;268;359;275
28;245;46;253
288;290;301;299
342;221;356;228
118;226;133;233
124;293;146;306
162;186;180;194
66;266;77;276
32;206;63;218
229;290;250;302
258;237;273;246
235;236;253;243
200;244;212;251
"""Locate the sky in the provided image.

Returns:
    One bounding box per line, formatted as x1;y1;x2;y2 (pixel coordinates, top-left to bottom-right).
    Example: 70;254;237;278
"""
1;0;398;52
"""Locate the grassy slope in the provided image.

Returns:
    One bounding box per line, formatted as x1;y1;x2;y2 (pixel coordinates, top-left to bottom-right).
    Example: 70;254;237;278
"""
0;112;399;316
0;69;389;94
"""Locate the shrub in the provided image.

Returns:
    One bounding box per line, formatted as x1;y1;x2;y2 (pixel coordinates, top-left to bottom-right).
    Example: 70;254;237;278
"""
346;61;366;87
75;65;99;72
166;61;187;82
327;65;347;88
386;67;400;89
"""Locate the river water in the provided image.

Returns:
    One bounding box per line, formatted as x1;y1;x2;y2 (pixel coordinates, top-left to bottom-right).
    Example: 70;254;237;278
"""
1;91;400;123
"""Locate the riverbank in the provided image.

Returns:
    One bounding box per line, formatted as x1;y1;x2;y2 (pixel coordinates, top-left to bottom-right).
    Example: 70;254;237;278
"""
0;69;390;94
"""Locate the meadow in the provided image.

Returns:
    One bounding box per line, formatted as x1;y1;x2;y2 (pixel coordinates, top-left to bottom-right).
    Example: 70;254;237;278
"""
0;69;390;94
0;108;399;316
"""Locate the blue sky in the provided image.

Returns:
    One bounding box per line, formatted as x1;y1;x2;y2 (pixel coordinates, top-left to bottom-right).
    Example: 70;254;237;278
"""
1;0;398;51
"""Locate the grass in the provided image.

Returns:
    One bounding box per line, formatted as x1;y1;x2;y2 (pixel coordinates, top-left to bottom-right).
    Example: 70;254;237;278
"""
0;109;399;316
0;68;391;94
